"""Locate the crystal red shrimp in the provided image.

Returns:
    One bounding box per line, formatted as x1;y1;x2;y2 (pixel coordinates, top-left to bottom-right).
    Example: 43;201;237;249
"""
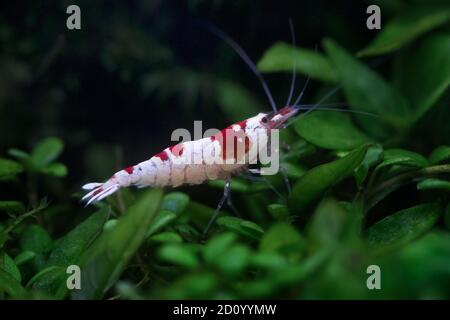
81;106;299;205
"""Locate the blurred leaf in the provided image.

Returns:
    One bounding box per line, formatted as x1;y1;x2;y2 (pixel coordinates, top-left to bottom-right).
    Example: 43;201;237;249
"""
217;216;264;240
354;145;383;187
290;144;370;212
0;253;22;283
366;203;441;247
417;178;450;191
0;268;26;298
429;145;450;164
160;192;190;215
149;232;183;243
260;222;304;259
250;251;288;270
103;219;118;231
0;158;23;180
257;42;338;82
7;148;30;161
215;244;251;277
163;272;217;299
267;203;290;220
324;39;410;138
26;265;65;292
395;34;450;121
374;232;450;298
307;199;349;252
294;111;371;150
20;224;52;254
146;210;177;237
31;137;64;168
72;189;163;299
0;201;48;248
158;244;199;269
216;80;260;120
13;251;36;266
281;162;306;179
203;232;236;264
358;4;450;56
0;201;25;214
380;149;429;168
47;208;110;267
39;162;67;177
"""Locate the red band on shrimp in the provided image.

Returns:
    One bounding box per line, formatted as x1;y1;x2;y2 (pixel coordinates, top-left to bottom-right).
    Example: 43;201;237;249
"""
169;144;184;157
212;125;251;161
124;166;134;174
155;150;169;161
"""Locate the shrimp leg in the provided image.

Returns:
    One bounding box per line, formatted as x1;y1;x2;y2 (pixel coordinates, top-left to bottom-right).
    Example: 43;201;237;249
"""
203;179;232;236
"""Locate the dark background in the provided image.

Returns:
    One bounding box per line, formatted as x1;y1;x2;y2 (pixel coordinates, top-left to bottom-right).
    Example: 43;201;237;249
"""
0;0;376;191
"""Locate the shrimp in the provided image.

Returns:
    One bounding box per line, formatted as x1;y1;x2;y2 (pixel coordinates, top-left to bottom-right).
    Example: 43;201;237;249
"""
82;21;374;233
81;106;300;206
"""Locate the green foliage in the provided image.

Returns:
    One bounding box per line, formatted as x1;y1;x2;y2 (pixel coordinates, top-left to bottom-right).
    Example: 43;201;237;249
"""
1;1;449;300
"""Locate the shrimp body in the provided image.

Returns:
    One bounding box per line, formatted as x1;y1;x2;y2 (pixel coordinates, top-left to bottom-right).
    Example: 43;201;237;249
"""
82;107;298;205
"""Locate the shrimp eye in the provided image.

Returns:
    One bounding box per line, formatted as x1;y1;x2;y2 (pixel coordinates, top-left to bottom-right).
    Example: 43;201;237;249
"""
261;116;268;124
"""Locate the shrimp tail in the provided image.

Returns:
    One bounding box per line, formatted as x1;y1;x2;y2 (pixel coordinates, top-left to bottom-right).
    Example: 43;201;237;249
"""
81;180;120;206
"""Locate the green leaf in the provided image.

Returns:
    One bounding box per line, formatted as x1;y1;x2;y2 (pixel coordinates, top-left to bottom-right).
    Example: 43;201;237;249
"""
366;203;442;247
146;210;177;237
203;232;237;264
358;5;450;56
395;34;450;121
217;216;264;240
20;224;53;254
14;251;36;266
1;253;22;283
306;199;349;252
281;162;306;179
257;42;338;82
294;111;371;150
103;219;118;231
417;178;450;191
215;244;251;277
26;265;65;293
149;231;183;243
290;144;370;212
250;252;288;271
0;268;26;298
260;223;304;259
47;208;110;267
158;244;199;269
0;158;23;180
0;201;25;214
39;162;68;177
160;192;190;215
429;145;450;164
354;145;383;186
324;39;410;138
267;203;290;220
7;148;30;161
380;149;429;168
72;189;163;299
31;137;64;168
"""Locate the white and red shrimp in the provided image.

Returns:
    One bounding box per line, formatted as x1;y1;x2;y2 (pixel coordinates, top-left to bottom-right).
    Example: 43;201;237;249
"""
81;21;369;233
81;106;299;206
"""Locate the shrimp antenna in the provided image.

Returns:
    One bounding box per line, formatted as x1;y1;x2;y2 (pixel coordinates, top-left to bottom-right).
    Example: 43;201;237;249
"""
285;18;297;107
198;22;278;112
290;45;318;107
